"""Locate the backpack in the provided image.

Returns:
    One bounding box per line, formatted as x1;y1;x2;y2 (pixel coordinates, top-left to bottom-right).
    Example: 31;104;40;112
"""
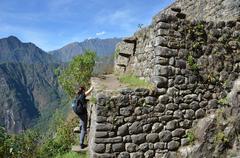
72;94;86;115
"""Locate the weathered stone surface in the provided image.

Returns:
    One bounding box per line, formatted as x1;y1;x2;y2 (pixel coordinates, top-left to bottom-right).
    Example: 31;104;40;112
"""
184;109;195;119
139;143;149;152
120;106;133;116
158;95;170;104
129;122;143;134
152;123;163;133
143;124;152;132
96;124;114;131
166;103;178;110
130;152;144;158
93;144;106;153
131;134;146;144
125;143;137;152
180;120;192;129
117;41;135;56
123;135;132;143
118;152;130;158
117;55;129;66
144;150;155;158
146;133;159;142
167;141;180;151
166;120;178;130
151;76;168;88
112;143;124;152
154;104;165;112
145;96;157;105
155;46;177;57
95;132;108;138
117;124;129;136
95;137;123;143
159;131;172;142
154;142;165;150
195;109;205;118
172;128;185;137
208;99;218;109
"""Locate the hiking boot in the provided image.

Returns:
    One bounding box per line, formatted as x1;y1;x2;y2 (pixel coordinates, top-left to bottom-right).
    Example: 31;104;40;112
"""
80;144;88;149
73;127;80;133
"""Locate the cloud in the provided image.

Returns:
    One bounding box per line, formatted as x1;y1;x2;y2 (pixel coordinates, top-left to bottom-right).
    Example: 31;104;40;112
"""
96;31;106;36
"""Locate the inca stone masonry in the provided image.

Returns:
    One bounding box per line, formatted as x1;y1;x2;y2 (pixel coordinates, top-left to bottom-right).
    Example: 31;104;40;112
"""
89;1;240;158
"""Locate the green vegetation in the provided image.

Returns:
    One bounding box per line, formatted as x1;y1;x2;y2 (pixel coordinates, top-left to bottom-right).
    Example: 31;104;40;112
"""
55;151;88;158
58;50;96;97
0;51;95;158
214;131;229;144
218;97;228;106
186;130;196;145
118;74;154;89
187;54;199;72
114;48;120;59
0;110;80;158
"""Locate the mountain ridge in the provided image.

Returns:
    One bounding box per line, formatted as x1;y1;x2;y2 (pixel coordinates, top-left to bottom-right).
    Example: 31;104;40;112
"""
0;36;58;64
49;37;122;62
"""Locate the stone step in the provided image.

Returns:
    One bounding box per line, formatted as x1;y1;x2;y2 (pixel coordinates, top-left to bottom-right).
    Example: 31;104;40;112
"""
71;145;88;153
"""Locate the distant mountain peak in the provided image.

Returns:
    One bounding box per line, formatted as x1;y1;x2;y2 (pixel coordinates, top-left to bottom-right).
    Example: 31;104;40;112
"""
0;36;58;64
49;37;122;62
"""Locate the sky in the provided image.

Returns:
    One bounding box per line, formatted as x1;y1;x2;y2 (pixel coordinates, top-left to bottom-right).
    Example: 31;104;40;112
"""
0;0;174;51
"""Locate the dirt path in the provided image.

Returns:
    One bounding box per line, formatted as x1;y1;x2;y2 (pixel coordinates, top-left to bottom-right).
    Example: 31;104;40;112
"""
91;74;127;93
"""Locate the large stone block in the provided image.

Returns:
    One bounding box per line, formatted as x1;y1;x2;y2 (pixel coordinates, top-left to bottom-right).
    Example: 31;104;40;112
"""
129;122;143;134
116;55;129;66
155;46;177;57
117;124;129;136
131;134;147;144
112;143;124;152
116;41;135;56
159;130;172;142
93;143;106;153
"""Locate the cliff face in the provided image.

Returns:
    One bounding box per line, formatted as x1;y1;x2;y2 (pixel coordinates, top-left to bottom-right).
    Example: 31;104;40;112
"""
90;4;240;158
0;63;63;133
162;0;240;22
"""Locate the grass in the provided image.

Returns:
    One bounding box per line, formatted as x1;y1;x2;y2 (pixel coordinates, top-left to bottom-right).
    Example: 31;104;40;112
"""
186;130;196;145
118;74;155;89
55;151;89;158
218;97;228;106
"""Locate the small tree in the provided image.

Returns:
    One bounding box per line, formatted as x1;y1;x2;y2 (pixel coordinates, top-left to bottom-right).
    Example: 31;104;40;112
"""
58;50;96;97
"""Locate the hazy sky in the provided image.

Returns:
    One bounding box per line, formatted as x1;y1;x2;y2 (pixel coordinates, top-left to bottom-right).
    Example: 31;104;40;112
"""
0;0;174;51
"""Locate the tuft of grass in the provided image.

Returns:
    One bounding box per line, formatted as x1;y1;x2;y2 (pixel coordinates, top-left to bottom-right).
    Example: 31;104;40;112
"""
186;130;196;145
214;131;229;144
218;97;228;106
187;54;199;72
118;74;155;89
55;151;89;158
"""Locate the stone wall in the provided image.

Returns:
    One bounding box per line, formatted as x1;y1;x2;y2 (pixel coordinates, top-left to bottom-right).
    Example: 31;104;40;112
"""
91;7;240;158
162;0;240;22
115;7;240;83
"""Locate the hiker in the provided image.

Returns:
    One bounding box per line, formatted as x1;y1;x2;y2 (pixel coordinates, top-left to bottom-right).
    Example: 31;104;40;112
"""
72;85;93;149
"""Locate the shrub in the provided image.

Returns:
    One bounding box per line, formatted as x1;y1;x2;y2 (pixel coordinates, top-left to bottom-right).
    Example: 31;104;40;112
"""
58;50;96;97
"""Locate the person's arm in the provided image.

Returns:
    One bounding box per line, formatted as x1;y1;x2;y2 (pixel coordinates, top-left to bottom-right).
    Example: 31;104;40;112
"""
85;86;93;96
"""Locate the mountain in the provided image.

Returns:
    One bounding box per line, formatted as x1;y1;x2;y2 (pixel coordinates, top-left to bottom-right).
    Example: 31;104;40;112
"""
0;36;58;64
49;38;122;62
0;62;63;133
